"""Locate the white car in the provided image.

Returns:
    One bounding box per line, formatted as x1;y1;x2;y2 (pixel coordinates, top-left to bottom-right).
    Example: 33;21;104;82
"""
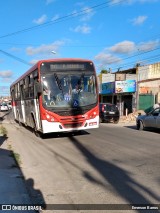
0;103;9;111
7;102;12;109
136;107;160;130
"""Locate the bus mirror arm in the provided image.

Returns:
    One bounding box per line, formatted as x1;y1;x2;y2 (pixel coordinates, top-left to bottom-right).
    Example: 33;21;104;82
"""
35;82;43;95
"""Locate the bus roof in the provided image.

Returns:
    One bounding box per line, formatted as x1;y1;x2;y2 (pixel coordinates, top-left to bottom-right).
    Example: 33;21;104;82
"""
10;58;93;88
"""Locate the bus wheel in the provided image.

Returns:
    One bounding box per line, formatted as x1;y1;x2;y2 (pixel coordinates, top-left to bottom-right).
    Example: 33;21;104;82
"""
35;131;42;138
18;113;22;126
31;116;41;137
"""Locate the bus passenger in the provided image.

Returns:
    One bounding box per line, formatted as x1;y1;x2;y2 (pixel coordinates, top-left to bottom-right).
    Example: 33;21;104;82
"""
72;81;83;94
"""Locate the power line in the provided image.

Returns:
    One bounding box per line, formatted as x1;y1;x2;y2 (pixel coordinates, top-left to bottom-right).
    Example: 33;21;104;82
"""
111;53;160;72
0;0;125;39
110;46;160;69
0;0;159;69
0;49;31;66
0;0;125;67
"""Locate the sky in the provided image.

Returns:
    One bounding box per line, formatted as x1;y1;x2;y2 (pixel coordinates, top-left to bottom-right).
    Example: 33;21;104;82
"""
0;0;160;95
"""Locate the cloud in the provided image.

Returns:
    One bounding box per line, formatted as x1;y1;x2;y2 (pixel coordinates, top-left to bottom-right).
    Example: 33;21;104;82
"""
46;0;56;5
131;15;147;25
0;59;4;63
94;38;160;70
110;0;159;5
80;7;95;21
0;78;13;83
10;47;21;52
109;0;135;5
137;40;160;51
29;59;40;65
108;40;159;54
26;40;65;56
70;24;91;34
110;0;126;4
95;52;122;66
109;41;136;54
51;14;60;21
137;0;159;2
33;14;47;25
0;70;13;78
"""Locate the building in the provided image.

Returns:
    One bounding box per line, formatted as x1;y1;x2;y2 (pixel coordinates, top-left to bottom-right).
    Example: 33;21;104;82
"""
98;68;137;116
137;62;160;111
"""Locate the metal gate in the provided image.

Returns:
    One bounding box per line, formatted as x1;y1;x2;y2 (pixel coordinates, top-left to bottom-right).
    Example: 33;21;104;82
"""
138;94;154;111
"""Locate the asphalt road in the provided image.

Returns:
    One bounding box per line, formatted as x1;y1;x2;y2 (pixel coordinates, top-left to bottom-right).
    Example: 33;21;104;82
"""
1;110;160;213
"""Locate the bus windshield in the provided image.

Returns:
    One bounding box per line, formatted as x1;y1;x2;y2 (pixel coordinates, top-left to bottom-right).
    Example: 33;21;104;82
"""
41;71;97;109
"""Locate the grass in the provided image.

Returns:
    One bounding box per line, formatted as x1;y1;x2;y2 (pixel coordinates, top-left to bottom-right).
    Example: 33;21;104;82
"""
0;125;22;167
8;144;22;167
0;125;8;136
13;152;21;166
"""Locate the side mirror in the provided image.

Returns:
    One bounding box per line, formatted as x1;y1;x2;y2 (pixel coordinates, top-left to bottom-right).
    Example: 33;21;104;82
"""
35;82;42;94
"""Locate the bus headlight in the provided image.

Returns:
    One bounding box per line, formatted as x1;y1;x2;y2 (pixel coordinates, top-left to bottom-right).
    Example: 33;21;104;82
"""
46;113;55;122
89;111;97;119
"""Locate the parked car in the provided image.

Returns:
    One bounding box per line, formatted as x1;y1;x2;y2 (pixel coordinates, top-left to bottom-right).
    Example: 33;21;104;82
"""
136;107;160;130
0;103;9;111
99;103;120;123
7;101;12;109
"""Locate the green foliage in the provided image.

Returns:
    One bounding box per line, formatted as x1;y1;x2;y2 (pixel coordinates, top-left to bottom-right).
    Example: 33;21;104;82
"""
100;69;109;74
13;152;21;166
8;144;22;166
0;125;8;136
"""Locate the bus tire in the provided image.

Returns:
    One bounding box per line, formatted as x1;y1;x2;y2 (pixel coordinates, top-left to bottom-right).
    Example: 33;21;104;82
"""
99;117;102;123
17;112;22;126
35;131;42;138
31;115;41;137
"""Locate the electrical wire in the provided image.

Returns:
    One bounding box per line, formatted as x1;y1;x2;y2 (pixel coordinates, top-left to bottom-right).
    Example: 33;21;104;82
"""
108;46;160;70
0;0;125;39
0;0;159;69
0;49;30;66
111;53;160;72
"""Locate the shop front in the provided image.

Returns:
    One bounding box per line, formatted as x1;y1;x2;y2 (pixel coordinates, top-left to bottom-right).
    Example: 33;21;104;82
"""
100;80;137;116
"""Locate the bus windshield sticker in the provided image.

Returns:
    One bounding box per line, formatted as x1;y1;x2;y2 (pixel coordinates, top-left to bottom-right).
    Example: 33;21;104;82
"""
73;100;79;107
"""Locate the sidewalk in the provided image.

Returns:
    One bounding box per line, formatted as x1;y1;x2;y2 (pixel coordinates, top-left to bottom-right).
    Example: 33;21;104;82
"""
119;118;136;124
0;135;36;212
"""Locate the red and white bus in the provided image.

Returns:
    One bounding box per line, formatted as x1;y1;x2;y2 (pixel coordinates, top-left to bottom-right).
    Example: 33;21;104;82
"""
10;58;99;135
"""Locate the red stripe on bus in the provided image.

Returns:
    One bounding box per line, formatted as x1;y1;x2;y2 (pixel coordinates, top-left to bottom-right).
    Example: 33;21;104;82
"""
12;101;16;106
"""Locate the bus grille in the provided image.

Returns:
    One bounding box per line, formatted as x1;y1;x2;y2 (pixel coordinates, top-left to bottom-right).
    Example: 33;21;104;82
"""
63;123;83;128
56;109;87;116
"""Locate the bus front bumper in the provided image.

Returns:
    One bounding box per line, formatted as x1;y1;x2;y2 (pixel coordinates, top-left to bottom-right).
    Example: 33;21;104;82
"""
41;116;99;134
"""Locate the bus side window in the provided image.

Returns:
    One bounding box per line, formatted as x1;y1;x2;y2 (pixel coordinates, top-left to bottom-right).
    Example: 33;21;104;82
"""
33;77;39;98
33;69;39;98
11;88;15;101
20;79;24;100
17;83;21;100
29;74;34;98
24;76;29;99
15;84;19;100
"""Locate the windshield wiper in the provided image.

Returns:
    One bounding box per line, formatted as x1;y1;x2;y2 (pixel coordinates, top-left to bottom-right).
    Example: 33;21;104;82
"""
54;73;64;96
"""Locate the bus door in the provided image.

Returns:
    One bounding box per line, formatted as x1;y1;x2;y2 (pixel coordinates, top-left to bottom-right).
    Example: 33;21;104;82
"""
33;77;42;130
11;88;17;119
20;82;26;123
